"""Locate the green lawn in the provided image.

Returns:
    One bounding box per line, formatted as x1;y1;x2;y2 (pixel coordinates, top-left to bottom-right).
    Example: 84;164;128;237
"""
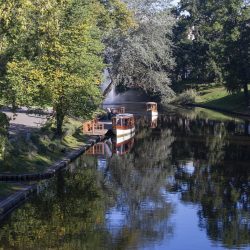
196;86;250;114
0;117;90;174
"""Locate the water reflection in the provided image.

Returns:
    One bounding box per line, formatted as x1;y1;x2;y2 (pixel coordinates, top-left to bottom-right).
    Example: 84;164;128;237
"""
163;112;250;249
0;167;109;249
0;107;250;249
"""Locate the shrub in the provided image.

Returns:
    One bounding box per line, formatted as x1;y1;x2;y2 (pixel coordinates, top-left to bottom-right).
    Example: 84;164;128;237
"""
171;89;197;105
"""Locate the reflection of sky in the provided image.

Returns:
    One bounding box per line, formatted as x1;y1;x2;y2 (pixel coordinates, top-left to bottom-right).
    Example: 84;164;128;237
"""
105;187;232;250
103;177;249;250
97;158;107;170
182;161;195;175
141;192;239;250
105;206;128;237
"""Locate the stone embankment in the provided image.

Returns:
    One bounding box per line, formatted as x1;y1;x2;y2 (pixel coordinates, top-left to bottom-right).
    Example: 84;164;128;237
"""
0;186;35;221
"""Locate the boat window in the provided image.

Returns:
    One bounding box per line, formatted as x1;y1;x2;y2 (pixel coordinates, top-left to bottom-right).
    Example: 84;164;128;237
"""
124;119;128;126
117;118;121;126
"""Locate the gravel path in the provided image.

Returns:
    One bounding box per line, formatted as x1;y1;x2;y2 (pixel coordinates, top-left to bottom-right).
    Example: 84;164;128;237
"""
2;108;51;137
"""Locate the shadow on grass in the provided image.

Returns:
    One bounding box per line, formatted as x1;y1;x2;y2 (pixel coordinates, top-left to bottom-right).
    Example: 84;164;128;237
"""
202;91;249;113
0;117;88;175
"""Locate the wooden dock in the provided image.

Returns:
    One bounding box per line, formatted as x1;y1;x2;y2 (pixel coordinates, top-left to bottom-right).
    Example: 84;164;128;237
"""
83;120;112;136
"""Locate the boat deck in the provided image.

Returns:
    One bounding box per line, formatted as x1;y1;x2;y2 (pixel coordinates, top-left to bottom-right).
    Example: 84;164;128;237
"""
83;120;112;136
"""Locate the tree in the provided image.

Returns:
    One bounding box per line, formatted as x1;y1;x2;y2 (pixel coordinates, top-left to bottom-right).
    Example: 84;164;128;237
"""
0;0;134;136
223;2;250;106
107;0;176;103
173;0;227;85
0;112;9;160
1;0;105;136
0;0;32;106
173;0;250;107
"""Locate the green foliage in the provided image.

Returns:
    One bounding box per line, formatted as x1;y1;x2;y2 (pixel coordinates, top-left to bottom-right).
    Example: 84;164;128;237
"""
0;112;9;160
171;89;197;105
0;0;134;136
108;0;176;103
223;4;250;102
173;0;250;105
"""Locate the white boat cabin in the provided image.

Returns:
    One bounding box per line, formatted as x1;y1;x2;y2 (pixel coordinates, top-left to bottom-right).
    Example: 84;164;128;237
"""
112;114;135;136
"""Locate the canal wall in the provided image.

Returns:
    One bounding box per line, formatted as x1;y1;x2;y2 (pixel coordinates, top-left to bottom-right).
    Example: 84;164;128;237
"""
0;134;108;220
0;135;106;181
0;185;36;221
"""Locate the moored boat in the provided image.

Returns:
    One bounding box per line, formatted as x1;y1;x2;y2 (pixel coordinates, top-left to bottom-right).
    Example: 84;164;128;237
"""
112;132;135;155
112;113;135;136
146;102;158;116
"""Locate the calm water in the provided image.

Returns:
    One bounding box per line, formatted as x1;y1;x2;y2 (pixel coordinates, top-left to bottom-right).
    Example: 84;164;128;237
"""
0;106;249;250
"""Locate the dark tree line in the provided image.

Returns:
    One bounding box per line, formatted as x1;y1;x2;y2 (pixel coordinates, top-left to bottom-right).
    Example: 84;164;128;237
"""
173;0;250;105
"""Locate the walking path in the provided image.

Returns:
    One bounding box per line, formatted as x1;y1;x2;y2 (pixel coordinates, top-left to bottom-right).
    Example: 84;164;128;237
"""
1;107;51;137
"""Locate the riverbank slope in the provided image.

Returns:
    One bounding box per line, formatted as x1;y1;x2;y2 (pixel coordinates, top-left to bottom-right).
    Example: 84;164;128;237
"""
195;86;250;116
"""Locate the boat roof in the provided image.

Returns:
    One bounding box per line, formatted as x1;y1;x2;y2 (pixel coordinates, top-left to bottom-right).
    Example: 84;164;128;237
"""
146;102;157;105
113;113;134;118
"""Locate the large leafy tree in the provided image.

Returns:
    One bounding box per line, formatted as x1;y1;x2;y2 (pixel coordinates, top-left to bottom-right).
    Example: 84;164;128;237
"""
174;0;250;105
223;1;250;105
1;0;105;136
173;0;228;85
0;0;134;136
106;0;176;103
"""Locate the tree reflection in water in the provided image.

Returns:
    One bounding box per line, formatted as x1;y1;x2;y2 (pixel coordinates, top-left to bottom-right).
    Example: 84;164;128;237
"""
106;127;175;247
0;108;249;249
0;167;111;249
165;112;250;249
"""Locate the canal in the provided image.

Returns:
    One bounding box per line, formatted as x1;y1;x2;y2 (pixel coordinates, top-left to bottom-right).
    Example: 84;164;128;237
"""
0;105;249;249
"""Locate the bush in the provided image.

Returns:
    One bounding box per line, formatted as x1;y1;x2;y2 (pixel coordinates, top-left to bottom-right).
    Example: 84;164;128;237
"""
171;89;197;105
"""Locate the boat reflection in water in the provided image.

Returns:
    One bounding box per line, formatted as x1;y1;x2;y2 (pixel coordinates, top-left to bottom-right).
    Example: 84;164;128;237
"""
86;133;135;157
112;131;135;155
86;113;136;158
146;102;158;116
148;113;158;128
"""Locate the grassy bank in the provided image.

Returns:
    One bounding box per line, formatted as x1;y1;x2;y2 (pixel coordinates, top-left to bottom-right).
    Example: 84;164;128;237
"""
0;117;90;174
195;86;250;114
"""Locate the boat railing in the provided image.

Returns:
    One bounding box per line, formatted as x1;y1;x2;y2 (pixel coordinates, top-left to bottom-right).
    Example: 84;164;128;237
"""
83;120;107;135
110;106;125;114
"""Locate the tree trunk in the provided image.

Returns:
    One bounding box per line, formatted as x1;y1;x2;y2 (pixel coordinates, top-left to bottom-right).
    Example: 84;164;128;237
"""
55;106;65;137
103;68;114;97
243;83;249;107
